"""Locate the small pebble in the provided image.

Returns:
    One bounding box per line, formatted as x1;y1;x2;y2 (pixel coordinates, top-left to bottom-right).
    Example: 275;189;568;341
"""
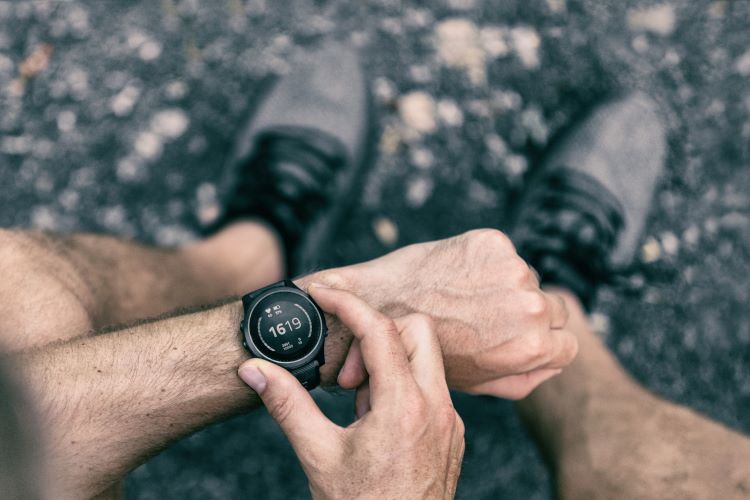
545;0;566;13
116;156;147;182
683;224;700;246
398;91;437;134
406;176;434;208
373;217;399;247
589;312;610;335
409;147;434;170
436;99;464;127
521;106;549;145
480;26;510;59
378;124;401;156
373;77;397;105
735;50;750;77
56;110;77;132
434;18;486;85
641;236;662;263
139;40;163;61
110;85;141;117
505;154;528;177
660;231;680;256
150;109;189;139
627;4;676;37
134;131;164;160
510;26;541;69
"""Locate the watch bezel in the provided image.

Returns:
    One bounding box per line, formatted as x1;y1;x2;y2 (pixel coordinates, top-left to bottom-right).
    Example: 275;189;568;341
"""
243;287;326;369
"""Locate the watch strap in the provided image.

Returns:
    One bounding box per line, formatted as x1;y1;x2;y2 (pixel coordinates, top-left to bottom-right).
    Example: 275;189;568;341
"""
291;360;320;390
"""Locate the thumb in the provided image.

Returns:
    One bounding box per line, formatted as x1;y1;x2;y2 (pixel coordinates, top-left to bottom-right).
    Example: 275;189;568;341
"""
238;359;338;452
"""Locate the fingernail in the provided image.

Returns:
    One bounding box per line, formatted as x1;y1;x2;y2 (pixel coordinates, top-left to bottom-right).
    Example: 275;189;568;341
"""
238;364;267;394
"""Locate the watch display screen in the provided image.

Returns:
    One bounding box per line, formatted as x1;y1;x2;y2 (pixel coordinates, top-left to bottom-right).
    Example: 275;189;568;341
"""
247;290;323;363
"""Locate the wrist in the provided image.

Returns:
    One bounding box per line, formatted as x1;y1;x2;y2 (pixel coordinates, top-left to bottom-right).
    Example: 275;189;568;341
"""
293;267;368;387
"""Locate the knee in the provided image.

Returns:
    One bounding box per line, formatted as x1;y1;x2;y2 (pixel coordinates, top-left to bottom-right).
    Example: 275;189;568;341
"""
0;230;94;352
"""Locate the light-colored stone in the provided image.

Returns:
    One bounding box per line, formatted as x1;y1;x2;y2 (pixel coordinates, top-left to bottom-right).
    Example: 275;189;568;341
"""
735;49;750;76
134;131;163;160
627;4;676;37
151;108;190;139
545;0;566;13
589;312;610;335
510;26;541;69
373;77;397;105
373;217;399;247
436;99;464;127
139;40;163;61
378;124;401;156
434;18;486;85
631;34;650;54
406;176;434;207
166;80;188;100
116;156;147;182
480;26;510;59
505;154;528;177
398;91;438;134
409;64;432;83
31;206;60;230
110;84;140;116
641;236;662;263
56;110;77;132
660;231;680;256
683;224;700;246
521;106;549;145
410;147;435;170
485;134;508;158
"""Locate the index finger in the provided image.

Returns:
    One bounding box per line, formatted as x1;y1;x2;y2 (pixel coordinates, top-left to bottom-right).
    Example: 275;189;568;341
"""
308;284;415;402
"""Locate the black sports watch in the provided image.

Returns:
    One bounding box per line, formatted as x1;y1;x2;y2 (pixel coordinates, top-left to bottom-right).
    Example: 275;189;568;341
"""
240;280;327;390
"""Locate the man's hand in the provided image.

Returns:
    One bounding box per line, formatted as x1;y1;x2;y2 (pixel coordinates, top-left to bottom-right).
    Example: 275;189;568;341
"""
303;229;577;399
238;285;464;500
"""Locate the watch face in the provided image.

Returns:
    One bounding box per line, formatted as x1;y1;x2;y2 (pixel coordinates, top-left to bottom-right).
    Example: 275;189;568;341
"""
246;289;324;364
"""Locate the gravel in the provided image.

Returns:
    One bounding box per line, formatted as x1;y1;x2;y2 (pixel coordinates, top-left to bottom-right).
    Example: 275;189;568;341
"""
1;0;749;498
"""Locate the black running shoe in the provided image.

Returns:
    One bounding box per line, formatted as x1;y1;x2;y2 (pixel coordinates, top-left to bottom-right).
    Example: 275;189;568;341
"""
211;42;373;277
510;93;667;309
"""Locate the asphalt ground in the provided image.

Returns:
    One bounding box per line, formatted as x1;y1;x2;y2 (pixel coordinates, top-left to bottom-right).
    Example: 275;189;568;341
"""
1;0;749;498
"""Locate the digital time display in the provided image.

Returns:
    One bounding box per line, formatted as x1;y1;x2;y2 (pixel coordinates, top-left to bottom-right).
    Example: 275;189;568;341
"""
246;289;324;364
257;299;313;356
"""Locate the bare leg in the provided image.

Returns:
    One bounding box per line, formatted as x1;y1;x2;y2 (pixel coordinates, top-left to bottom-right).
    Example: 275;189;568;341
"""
517;288;750;499
0;221;283;352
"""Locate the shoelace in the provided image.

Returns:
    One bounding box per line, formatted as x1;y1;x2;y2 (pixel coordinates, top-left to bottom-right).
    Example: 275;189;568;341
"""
225;125;347;249
513;167;625;307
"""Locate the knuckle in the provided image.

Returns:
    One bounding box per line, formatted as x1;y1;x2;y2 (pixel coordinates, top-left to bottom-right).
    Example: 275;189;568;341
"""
523;291;549;319
378;316;399;337
407;313;435;332
463;229;515;259
523;332;547;362
436;406;457;431
472;228;514;251
508;258;533;287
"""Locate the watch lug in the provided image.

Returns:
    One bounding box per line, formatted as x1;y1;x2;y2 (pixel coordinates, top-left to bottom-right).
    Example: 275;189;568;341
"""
316;345;326;367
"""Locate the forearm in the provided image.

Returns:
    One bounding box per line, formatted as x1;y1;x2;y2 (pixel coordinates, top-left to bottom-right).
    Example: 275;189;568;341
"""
12;269;354;498
14;300;250;498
